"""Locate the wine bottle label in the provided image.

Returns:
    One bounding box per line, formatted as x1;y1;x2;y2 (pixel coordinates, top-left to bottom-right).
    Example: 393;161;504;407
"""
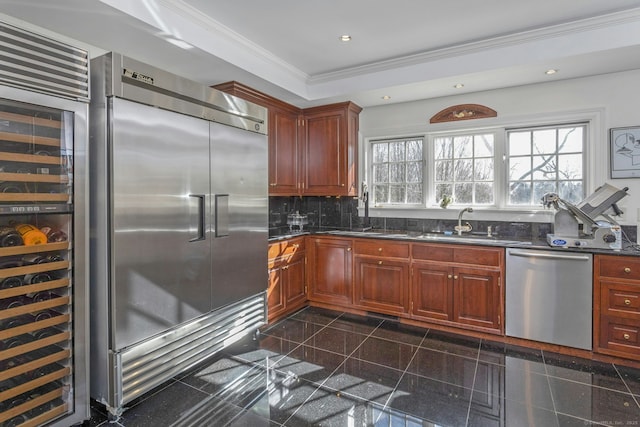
14;224;47;245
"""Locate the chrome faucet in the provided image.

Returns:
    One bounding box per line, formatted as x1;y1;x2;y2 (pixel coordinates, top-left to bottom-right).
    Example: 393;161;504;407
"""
456;207;473;236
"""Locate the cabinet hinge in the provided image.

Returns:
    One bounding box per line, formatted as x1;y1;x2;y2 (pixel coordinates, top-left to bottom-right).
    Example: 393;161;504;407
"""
304;285;308;294
498;314;501;325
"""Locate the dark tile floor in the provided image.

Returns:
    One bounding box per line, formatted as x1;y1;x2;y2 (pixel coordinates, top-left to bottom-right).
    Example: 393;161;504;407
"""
89;307;640;426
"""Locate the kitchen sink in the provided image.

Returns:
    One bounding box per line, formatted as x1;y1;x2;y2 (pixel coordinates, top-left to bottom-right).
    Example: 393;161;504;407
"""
324;230;385;236
416;233;530;246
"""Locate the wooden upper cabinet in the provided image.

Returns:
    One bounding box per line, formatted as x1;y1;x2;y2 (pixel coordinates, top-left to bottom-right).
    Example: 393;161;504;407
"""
270;106;301;194
301;102;361;196
213;82;361;196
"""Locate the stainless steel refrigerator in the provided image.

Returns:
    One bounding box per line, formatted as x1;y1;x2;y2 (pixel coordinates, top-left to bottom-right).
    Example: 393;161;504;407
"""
0;20;90;426
89;53;268;417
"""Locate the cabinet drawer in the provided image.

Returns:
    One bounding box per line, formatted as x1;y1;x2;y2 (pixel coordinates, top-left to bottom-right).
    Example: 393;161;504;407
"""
268;237;305;260
411;243;454;262
600;316;640;354
600;280;640;317
597;255;640;281
411;243;502;267
354;240;409;258
453;246;502;267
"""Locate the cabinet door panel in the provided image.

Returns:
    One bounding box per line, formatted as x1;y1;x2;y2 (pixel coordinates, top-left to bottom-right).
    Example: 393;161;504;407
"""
285;255;307;308
304;113;343;193
308;237;352;305
270;108;299;194
411;263;452;321
268;266;286;321
354;257;409;314
454;267;501;331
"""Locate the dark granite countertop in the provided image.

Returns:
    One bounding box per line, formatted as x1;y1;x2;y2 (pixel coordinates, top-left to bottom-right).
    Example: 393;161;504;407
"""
269;228;640;256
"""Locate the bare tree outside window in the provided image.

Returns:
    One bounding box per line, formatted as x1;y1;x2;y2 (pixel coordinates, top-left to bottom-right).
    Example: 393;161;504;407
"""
508;124;585;205
434;133;495;205
372;138;423;204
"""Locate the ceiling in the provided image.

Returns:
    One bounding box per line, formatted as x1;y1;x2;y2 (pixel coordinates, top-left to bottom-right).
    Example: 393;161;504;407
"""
2;0;640;108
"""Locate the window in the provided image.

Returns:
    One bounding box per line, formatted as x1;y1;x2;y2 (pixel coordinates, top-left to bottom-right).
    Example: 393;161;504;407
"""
371;137;423;204
507;124;585;205
367;121;587;210
434;133;494;205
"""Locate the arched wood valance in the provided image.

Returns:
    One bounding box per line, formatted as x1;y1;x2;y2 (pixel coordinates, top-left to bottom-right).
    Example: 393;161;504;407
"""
430;104;497;124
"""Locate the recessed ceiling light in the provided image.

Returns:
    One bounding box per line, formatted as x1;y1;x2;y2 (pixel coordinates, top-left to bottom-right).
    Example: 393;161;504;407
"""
382;95;391;100
453;83;464;89
545;69;558;75
339;35;352;42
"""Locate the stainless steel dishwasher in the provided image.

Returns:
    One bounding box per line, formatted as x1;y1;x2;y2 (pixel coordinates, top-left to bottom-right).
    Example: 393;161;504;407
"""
505;248;593;350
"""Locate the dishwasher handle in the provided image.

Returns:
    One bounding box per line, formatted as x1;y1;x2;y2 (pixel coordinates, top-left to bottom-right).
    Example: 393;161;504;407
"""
508;249;591;262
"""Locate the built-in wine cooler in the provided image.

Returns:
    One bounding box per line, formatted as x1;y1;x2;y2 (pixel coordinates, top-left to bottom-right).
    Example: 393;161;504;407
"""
0;21;89;426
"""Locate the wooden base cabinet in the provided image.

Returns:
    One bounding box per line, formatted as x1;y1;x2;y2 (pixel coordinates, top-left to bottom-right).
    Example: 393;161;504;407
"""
410;243;504;334
594;254;640;361
353;240;410;315
307;236;353;306
454;266;502;331
267;237;306;322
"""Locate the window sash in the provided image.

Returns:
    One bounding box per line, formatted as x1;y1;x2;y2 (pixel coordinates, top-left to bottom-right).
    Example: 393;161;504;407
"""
370;137;424;205
506;123;586;206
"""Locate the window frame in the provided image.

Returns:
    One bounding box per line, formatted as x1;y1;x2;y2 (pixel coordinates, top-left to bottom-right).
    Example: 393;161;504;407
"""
369;136;425;206
505;122;587;207
431;131;498;207
361;109;602;222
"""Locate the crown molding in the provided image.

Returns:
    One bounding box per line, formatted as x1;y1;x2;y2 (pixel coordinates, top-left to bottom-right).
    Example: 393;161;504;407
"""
156;0;308;81
309;7;640;84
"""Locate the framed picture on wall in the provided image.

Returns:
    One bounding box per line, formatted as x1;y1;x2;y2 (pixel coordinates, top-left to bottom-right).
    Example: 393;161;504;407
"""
610;126;640;178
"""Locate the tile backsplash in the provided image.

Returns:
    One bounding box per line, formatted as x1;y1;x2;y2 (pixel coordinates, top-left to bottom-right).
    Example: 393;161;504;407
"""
269;196;558;240
269;196;638;243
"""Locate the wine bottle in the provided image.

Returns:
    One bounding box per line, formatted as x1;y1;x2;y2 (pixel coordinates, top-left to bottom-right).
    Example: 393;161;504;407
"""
0;333;33;351
29;290;59;302
23;272;53;284
43;254;64;262
0;182;24;193
33;309;61;322
0;296;25;310
0;276;23;289
14;224;47;245
0;314;34;330
31;326;62;340
0;226;23;247
40;226;68;243
21;253;47;264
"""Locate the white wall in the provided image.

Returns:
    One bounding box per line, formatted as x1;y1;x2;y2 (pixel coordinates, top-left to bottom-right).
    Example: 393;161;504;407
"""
359;70;640;225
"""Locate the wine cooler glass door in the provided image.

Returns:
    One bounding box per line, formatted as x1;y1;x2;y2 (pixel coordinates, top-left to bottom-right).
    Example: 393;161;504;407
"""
0;97;80;426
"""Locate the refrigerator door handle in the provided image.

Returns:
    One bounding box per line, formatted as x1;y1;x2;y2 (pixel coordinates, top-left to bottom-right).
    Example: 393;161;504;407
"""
189;194;206;242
